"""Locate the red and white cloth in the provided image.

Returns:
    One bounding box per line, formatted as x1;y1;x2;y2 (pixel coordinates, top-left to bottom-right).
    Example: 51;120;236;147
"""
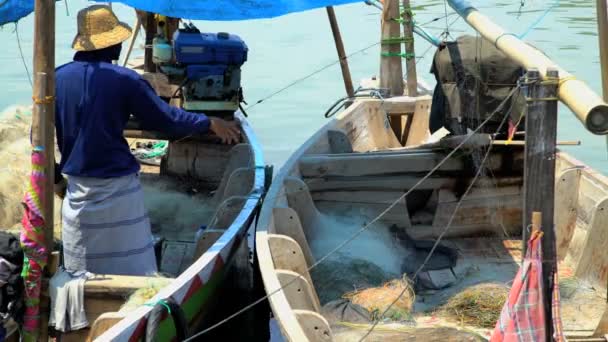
490;231;564;342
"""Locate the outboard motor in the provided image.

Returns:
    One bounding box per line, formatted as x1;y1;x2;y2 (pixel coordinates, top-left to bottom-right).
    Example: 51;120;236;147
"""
152;22;248;115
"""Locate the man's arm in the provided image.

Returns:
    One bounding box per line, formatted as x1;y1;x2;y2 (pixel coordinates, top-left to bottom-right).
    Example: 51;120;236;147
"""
127;76;210;138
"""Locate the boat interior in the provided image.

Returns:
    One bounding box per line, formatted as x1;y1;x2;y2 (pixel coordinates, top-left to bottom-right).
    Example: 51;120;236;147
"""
257;94;608;340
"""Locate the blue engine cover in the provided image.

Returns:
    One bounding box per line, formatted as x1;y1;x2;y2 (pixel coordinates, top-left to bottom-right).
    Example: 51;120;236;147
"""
173;31;248;66
186;65;227;79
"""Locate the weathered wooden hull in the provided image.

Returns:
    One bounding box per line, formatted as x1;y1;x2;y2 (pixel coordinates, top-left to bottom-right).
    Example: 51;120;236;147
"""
255;95;608;341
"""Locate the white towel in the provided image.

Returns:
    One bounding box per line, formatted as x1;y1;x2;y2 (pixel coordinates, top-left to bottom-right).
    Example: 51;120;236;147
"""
49;267;93;332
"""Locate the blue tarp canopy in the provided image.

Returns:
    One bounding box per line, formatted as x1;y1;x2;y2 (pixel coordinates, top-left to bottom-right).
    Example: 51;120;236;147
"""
0;0;362;25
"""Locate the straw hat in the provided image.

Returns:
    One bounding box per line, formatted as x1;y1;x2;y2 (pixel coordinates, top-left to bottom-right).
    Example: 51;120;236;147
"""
72;5;132;51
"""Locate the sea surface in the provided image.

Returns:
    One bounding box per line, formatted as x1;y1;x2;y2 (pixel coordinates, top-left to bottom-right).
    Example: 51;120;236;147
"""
0;0;605;171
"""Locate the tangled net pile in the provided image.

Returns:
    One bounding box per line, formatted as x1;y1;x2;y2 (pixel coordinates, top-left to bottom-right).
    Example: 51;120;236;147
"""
0;106;62;235
344;278;415;322
440;283;509;328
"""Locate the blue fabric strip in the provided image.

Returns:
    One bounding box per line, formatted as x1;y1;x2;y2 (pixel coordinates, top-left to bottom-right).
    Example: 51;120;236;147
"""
63;214;149;229
1;0;363;25
63;240;155;259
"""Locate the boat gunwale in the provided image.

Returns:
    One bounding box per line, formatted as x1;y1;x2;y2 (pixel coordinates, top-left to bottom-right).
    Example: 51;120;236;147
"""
254;98;369;341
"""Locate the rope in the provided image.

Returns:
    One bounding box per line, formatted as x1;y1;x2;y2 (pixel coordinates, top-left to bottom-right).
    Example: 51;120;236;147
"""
183;86;521;342
381;52;415;58
143;299;171;314
381;36;414;44
494;33;518;48
442;0;452;40
244;41;382;112
518;0;560;39
14;23;32;88
557;75;576;88
32;96;55;104
359;86;520;341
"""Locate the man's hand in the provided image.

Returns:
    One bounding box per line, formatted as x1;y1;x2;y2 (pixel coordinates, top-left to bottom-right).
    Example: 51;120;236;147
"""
209;117;240;144
54;177;67;199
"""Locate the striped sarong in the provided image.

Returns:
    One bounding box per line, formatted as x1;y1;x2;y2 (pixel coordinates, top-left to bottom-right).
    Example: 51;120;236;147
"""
61;173;157;276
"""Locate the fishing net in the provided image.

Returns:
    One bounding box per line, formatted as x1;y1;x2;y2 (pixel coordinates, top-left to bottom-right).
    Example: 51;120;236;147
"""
141;178;216;242
119;275;172;313
440;283;509;328
343;277;415;322
310;256;395;305
0;106;62;236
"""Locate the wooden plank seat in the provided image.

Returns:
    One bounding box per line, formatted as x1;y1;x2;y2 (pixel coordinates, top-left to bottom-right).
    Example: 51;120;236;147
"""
194;196;249;258
299;149;503;178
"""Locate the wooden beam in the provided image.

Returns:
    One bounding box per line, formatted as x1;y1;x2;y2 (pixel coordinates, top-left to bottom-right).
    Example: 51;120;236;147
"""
402;0;417;97
326;6;354;98
305;175;452;192
522;68;559;338
299;152;504;178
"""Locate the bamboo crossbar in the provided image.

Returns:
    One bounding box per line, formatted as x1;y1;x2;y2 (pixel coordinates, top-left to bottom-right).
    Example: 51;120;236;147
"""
448;0;608;135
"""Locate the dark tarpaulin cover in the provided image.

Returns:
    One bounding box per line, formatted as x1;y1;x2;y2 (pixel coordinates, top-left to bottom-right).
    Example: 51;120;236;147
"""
0;0;361;25
429;35;526;135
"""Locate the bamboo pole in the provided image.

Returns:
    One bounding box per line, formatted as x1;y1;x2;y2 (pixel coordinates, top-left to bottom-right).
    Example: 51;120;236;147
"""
326;6;355;98
448;0;608;135
402;0;417;97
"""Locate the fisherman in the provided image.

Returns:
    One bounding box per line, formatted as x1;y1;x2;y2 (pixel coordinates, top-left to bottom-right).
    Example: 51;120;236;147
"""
53;5;240;276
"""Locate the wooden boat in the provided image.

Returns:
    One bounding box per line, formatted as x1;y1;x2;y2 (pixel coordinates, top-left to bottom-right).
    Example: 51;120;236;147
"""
255;1;608;340
255;91;608;341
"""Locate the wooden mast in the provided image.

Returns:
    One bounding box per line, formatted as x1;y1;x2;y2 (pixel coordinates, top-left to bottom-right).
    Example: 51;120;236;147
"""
27;0;55;339
379;0;404;97
596;0;608;156
402;0;417;97
144;12;156;72
32;0;55;260
326;6;355;98
597;0;608;101
380;0;405;141
522;67;559;338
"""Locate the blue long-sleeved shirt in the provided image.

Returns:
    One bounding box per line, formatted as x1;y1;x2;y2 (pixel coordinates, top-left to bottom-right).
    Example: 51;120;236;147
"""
55;53;210;179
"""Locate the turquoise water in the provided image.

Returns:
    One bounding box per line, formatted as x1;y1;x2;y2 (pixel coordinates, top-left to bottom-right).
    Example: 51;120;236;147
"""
0;0;606;172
